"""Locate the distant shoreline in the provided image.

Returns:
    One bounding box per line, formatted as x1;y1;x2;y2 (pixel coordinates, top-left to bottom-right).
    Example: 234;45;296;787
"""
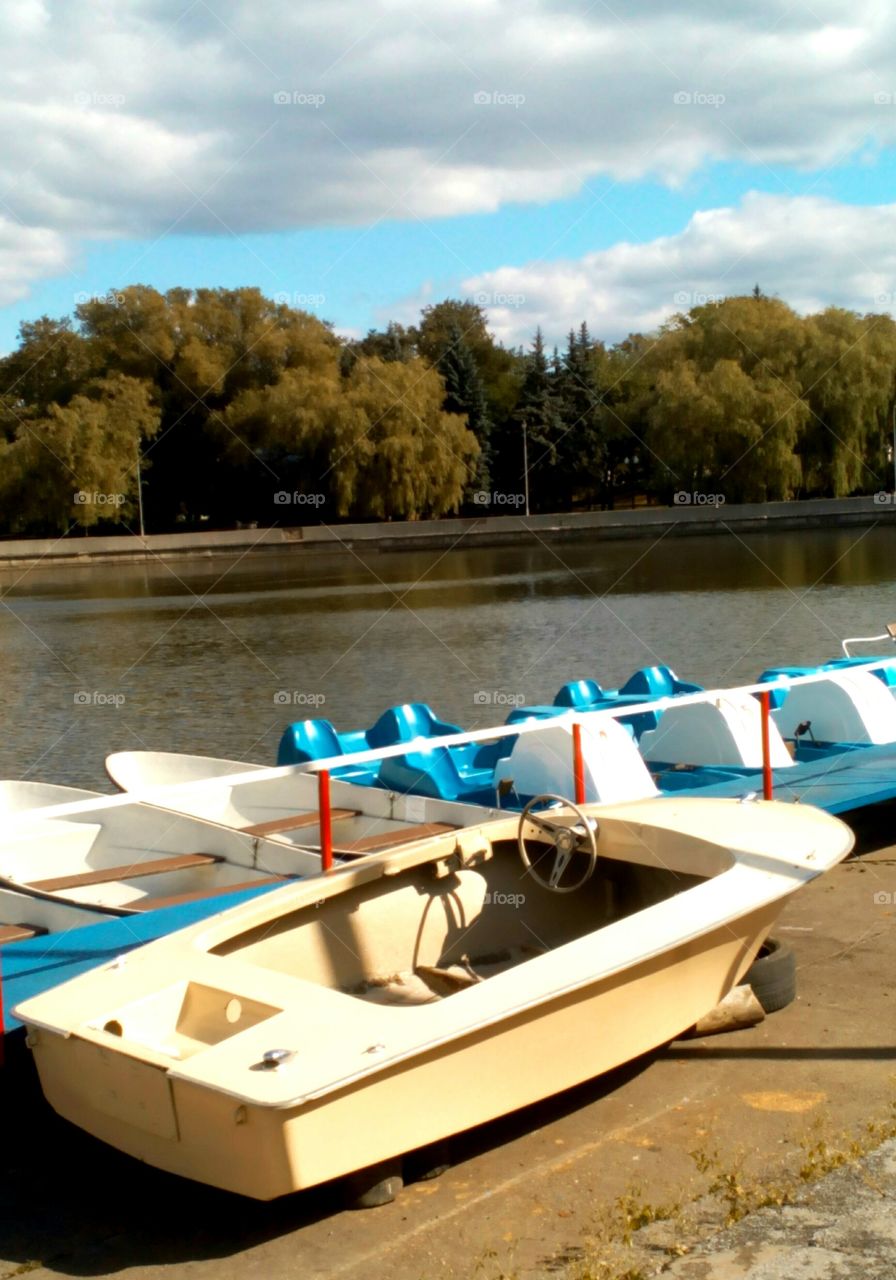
0;495;892;570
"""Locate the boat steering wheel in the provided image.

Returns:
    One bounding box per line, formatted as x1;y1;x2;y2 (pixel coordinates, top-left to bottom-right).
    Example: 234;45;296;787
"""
517;794;599;893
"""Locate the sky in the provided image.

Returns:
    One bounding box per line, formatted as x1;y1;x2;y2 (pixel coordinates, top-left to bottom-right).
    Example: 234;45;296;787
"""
3;0;896;352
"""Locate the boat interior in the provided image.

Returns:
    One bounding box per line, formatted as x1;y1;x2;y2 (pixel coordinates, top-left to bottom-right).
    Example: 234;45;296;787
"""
0;804;324;913
82;817;732;1062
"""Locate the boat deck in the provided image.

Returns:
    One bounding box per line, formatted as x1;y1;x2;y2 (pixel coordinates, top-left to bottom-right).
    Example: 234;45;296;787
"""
677;741;896;813
0;884;278;1032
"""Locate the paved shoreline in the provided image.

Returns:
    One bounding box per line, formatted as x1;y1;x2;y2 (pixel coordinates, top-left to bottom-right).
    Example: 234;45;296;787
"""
0;494;892;569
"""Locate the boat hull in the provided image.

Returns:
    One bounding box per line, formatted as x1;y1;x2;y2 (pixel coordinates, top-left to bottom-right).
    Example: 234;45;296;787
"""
29;900;778;1199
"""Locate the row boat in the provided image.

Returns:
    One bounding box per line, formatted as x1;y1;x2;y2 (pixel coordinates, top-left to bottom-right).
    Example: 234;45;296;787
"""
0;776;500;941
15;793;853;1202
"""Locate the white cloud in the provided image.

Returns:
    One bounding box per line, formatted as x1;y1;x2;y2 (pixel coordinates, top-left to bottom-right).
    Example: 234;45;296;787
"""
0;217;71;308
4;3;896;306
459;193;896;345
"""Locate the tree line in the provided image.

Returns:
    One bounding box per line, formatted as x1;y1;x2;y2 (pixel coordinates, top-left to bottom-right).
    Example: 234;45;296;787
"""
0;285;893;535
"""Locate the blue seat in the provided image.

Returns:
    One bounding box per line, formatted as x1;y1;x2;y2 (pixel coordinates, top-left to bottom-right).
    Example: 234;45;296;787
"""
618;665;702;698
553;679;604;709
757;666;817;710
364;702;488;774
506;705;566;724
378;747;495;804
276;718;380;785
588;665;706;737
365;703;462;747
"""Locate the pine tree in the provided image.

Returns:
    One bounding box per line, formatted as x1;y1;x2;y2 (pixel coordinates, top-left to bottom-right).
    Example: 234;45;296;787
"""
437;324;492;498
511;329;566;512
555;322;607;507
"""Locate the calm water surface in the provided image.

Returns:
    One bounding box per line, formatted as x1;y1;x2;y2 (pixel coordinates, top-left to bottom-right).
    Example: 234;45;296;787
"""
1;526;894;788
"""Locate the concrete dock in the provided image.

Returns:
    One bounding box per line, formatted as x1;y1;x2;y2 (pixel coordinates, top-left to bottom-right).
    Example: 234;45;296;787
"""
1;805;894;1280
0;494;893;568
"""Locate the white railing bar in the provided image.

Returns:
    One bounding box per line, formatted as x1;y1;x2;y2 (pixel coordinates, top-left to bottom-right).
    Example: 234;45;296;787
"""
299;654;896;774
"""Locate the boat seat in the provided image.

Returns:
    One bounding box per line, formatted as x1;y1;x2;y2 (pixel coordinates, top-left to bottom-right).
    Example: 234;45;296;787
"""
553;678;605;709
378;747;495;803
27;853;222;893
129;875;287;913
365;703;462;748
240;809;360;837
0;923;47;944
334;822;458;855
276;718;380;785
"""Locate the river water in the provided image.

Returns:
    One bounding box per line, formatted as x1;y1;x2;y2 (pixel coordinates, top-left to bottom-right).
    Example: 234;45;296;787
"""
1;525;894;789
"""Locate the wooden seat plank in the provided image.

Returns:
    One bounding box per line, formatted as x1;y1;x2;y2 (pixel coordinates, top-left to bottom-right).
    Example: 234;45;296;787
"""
241;808;360;838
0;923;46;944
334;822;458;856
28;852;221;894
130;875;287;913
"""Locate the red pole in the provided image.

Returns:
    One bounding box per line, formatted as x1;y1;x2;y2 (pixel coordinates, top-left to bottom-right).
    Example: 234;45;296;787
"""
318;768;333;871
572;722;586;805
759;690;773;800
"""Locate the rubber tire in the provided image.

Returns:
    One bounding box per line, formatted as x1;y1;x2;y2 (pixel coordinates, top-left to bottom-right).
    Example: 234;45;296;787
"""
345;1158;404;1209
742;937;796;1013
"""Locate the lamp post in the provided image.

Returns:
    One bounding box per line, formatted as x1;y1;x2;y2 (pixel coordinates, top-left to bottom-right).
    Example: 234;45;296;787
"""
136;447;146;538
522;419;530;517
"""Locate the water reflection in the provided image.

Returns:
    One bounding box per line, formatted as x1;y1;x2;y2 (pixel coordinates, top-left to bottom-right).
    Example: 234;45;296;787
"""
1;526;894;787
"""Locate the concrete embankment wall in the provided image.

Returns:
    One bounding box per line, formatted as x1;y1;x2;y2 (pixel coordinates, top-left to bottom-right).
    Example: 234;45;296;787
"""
0;496;893;569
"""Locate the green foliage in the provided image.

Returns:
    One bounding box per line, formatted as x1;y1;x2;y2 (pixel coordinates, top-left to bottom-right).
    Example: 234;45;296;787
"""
0;373;159;532
435;323;492;498
326;356;478;519
1;285;894;535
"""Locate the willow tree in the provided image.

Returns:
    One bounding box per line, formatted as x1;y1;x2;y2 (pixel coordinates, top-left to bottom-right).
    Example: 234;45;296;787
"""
798;308;896;496
0;373;160;532
640;296;808;501
327;357;478;519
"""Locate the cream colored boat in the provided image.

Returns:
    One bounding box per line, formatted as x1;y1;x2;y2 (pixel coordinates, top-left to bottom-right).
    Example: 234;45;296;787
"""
17;794;852;1202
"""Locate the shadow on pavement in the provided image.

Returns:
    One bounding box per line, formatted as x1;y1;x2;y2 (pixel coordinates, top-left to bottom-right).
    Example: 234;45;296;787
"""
0;1036;660;1276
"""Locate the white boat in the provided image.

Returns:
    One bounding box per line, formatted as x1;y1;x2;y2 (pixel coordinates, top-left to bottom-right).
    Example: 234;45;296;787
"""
0;780;103;813
0;776;500;940
106;750;511;841
17;793;853;1203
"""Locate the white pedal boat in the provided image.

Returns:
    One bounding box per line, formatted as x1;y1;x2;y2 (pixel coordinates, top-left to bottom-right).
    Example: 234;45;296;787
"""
17;794;852;1201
